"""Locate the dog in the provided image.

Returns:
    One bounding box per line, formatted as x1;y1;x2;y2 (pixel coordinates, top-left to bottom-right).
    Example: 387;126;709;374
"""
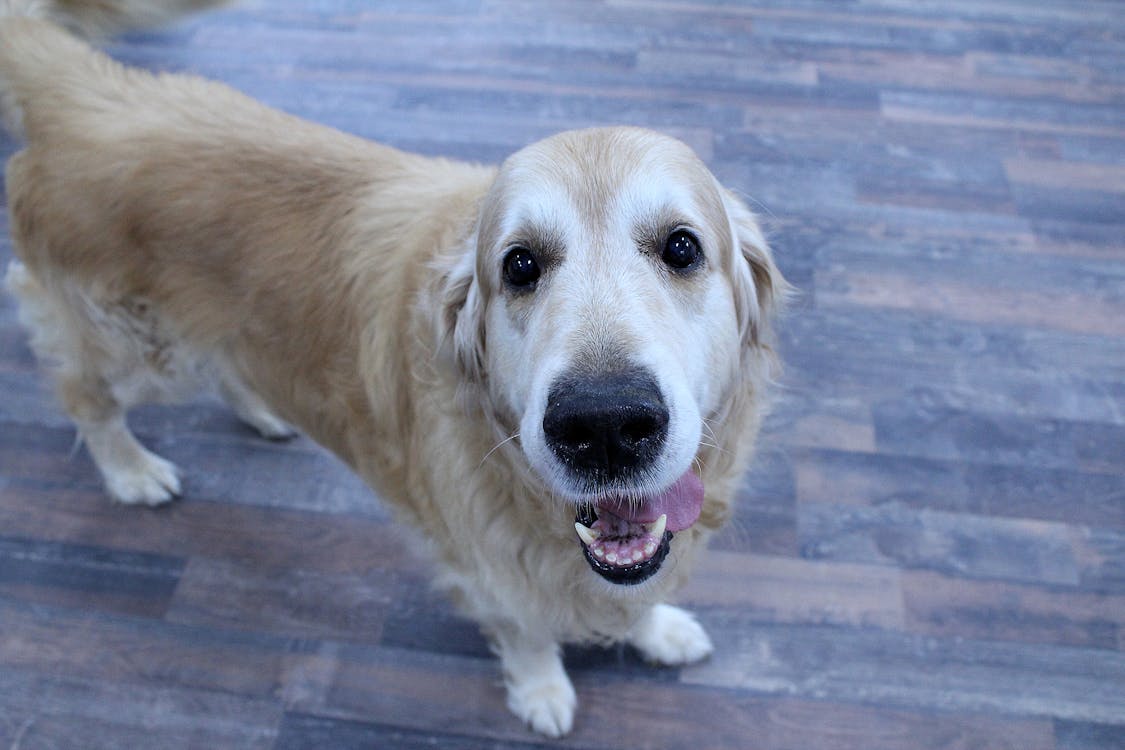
0;0;787;736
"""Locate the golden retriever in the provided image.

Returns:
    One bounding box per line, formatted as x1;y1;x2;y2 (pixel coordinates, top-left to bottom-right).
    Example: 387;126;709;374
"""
0;0;786;736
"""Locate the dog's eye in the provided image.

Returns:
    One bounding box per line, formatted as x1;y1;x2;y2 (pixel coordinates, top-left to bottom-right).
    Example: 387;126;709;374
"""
661;229;702;270
503;247;541;289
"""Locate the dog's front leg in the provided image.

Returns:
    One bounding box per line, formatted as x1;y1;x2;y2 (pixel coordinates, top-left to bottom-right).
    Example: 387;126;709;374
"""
493;629;576;738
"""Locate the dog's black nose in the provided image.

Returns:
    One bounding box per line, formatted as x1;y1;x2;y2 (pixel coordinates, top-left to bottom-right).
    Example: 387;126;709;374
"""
543;370;669;483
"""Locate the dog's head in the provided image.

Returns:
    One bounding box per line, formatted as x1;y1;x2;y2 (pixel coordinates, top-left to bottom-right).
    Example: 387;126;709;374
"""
441;127;783;586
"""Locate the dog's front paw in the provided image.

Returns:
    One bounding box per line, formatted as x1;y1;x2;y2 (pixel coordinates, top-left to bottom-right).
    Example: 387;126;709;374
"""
506;670;577;738
629;603;713;666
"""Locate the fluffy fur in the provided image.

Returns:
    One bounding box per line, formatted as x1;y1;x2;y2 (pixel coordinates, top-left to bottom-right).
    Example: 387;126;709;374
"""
0;1;787;736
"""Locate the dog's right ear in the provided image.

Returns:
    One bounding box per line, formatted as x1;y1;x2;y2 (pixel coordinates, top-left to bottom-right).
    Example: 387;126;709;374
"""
437;242;487;385
720;187;791;352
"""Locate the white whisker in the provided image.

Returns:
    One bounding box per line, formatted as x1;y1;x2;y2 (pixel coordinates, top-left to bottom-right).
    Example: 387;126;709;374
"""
478;431;520;469
700;417;722;445
697;420;730;457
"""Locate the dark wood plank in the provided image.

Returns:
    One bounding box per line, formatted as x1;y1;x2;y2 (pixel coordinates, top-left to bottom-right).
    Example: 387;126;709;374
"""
164;557;399;645
0;600;292;699
1054;720;1125;750
275;714;555;750
0;669;281;750
0;482;411;576
0;535;184;619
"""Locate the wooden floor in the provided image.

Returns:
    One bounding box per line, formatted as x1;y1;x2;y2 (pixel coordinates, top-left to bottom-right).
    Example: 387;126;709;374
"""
1;1;1123;748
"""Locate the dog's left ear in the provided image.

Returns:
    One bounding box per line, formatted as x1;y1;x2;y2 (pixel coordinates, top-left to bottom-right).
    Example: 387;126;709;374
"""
437;243;487;384
721;188;790;350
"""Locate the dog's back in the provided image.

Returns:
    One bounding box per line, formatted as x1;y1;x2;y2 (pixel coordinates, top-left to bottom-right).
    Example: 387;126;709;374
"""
0;0;494;503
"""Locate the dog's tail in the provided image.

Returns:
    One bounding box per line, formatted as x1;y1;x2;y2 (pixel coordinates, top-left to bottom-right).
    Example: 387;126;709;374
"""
0;0;227;136
2;0;229;38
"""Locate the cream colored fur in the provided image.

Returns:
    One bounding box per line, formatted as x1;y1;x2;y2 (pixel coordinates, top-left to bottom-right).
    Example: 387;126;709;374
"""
0;3;787;737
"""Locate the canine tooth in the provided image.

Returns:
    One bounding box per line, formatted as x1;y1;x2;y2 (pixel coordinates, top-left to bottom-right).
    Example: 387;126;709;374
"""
645;514;667;539
574;522;599;546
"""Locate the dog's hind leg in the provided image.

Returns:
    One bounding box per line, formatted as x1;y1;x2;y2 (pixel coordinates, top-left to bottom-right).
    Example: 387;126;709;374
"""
6;261;182;505
217;369;295;440
66;388;182;506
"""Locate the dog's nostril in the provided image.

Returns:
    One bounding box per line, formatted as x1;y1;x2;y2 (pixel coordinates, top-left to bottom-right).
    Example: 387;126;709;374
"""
557;418;595;451
619;410;668;446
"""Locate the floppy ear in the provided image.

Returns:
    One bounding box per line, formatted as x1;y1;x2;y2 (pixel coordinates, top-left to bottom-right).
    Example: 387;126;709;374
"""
437;242;487;385
721;188;790;351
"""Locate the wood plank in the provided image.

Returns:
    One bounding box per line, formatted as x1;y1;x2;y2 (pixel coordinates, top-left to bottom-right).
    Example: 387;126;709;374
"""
275;714;552;750
0;600;293;699
871;398;1125;474
682;619;1125;726
0;668;281;750
792;447;1125;527
799;502;1085;587
765;391;877;454
712;446;798;556
778;305;1125;385
1055;720;1125;750
376;576;494;659
732;698;1055;750
0;482;415;576
0;402;390;518
0;535;184;619
881;90;1125;137
165;557;397;644
683;550;905;630
1005;158;1125;193
283;640;1058;750
816;268;1125;338
903;570;1124;649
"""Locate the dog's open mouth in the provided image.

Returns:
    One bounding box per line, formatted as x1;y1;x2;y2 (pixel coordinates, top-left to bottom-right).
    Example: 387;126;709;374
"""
573;470;703;585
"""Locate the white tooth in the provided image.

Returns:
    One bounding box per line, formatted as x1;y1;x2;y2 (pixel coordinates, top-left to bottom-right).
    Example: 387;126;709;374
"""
574;522;599;546
644;541;656;556
645;514;667;539
593;545;606;559
632;550;643;562
606;551;618;564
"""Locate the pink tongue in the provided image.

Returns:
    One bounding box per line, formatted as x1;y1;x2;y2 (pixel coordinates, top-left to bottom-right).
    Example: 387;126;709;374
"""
596;470;704;532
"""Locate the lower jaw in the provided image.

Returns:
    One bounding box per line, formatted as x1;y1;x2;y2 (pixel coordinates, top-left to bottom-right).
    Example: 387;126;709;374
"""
580;530;674;585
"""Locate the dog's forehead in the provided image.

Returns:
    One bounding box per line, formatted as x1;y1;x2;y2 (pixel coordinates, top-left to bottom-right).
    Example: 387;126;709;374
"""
492;128;714;242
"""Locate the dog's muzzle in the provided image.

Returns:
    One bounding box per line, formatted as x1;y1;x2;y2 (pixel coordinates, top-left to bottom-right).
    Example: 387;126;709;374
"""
543;369;703;585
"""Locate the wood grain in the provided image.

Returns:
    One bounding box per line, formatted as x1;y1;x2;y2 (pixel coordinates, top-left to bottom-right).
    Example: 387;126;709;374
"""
1;0;1122;747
